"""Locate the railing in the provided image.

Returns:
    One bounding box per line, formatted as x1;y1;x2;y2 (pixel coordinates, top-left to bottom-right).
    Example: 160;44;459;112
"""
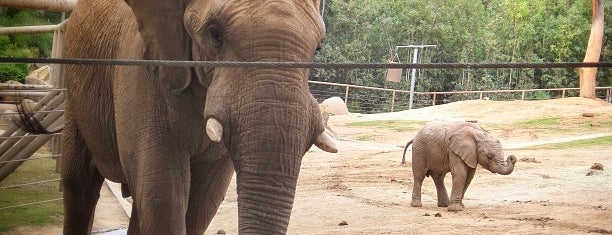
308;80;612;113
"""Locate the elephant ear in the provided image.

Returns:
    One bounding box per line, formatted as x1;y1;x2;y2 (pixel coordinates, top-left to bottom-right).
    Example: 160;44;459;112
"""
124;0;192;92
449;126;479;168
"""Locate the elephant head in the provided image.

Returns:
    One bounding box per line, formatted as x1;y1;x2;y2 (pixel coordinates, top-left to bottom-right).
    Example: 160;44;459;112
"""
182;0;335;233
449;126;516;175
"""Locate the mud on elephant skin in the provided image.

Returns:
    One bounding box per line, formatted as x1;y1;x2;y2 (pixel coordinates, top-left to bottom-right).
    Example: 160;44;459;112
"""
402;120;516;212
16;0;337;234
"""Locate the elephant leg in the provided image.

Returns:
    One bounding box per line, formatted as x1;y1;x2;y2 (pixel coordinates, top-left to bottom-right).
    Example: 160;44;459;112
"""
448;167;468;212
410;170;426;207
127;206;141;235
186;148;234;235
462;168;476;201
61;119;104;234
431;172;449;207
122;151;191;234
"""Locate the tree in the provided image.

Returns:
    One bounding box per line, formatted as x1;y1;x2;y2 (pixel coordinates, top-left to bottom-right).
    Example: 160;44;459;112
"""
579;0;604;98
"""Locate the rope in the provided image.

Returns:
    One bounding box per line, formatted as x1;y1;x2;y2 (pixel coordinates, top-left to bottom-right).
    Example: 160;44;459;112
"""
0;155;60;164
1;57;610;69
0;198;62;210
0;178;61;190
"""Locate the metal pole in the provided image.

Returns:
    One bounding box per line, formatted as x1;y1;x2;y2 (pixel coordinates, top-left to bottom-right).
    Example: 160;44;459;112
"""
408;48;419;110
0;0;77;12
394;45;436;110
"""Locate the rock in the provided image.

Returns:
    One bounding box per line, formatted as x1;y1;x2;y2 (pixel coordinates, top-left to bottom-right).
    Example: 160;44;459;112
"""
434;213;442;217
320;97;349;115
423;213;430;216
338;221;348;226
590;163;604;171
216;229;226;234
581;112;595;117
25;66;50;85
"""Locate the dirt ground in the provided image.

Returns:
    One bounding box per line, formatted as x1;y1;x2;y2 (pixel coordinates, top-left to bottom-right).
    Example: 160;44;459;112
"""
7;97;612;235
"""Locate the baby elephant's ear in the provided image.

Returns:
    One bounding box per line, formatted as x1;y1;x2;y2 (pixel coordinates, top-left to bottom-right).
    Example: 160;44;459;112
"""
124;0;192;92
449;127;478;168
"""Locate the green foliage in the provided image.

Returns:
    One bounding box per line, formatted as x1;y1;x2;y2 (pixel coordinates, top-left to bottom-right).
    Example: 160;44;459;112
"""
313;0;609;113
0;8;62;83
0;156;63;232
0;64;27;83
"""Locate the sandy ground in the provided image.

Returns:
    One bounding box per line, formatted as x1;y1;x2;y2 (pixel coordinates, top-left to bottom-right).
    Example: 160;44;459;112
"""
6;97;612;234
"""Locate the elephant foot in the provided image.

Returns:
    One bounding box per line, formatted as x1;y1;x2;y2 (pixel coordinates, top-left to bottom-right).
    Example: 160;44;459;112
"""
410;199;422;207
437;201;449;207
447;203;464;212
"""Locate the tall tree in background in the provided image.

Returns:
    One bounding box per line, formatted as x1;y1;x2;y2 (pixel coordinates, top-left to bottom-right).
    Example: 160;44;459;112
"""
579;0;604;98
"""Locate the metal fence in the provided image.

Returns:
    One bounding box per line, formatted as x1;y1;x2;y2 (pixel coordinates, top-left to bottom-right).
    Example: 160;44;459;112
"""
308;80;612;113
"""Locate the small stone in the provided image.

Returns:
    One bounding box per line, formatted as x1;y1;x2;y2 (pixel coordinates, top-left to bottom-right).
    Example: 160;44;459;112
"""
338;221;348;226
582;113;595;117
590;163;604;171
216;229;226;234
434;213;442;217
423;213;430;216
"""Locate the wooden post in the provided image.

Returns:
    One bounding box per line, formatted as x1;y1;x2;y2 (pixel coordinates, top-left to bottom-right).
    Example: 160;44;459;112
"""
344;84;349;104
432;93;436;106
579;0;604;98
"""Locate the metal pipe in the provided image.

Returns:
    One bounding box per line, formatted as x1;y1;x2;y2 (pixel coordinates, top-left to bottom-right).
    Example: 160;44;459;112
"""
0;0;77;12
0;20;67;35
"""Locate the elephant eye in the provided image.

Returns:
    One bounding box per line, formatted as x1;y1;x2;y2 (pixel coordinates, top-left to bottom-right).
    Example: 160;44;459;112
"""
207;26;223;48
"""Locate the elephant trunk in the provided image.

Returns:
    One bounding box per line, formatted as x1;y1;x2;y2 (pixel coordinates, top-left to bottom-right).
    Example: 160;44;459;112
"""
229;90;314;234
236;170;297;234
495;155;517;175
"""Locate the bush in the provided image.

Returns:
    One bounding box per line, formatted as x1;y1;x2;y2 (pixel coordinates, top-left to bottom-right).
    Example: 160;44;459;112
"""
0;64;27;83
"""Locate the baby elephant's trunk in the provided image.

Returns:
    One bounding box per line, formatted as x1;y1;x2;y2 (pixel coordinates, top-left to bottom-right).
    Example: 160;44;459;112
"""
495;155;517;175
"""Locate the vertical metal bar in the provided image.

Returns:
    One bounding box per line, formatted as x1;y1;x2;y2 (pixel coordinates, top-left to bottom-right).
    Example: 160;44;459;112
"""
408;48;419;110
390;90;396;112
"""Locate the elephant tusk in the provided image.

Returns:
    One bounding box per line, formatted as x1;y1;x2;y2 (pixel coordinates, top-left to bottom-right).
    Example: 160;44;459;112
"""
314;131;338;153
206;118;223;142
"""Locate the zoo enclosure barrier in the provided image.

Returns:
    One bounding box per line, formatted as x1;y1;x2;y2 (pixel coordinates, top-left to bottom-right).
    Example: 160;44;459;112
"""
308;80;612;113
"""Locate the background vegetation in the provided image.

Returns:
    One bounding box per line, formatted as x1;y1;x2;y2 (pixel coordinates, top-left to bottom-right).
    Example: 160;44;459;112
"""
311;0;611;111
0;8;62;83
0;2;610;107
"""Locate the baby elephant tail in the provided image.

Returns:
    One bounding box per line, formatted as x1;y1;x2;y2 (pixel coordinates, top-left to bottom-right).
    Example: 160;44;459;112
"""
401;139;413;165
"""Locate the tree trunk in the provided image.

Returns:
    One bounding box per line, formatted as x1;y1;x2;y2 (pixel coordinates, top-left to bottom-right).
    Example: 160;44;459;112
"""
579;0;604;98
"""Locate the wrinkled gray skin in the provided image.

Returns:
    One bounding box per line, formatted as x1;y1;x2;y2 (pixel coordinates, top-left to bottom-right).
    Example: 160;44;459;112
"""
54;0;336;234
402;121;516;212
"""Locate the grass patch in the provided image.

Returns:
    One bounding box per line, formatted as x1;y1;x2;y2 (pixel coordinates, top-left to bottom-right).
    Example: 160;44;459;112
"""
355;134;377;141
346;120;426;132
525;135;612;149
519;117;560;126
599;120;612;127
0;155;63;233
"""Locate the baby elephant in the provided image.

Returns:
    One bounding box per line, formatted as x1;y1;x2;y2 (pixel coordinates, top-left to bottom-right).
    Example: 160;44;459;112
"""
402;121;517;212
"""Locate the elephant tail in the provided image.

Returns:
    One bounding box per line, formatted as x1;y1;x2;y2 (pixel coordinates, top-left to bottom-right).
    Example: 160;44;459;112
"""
401;139;413;165
13;99;63;134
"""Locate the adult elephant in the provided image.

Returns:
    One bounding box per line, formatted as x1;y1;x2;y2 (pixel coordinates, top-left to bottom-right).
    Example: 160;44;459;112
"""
402;121;516;212
19;0;337;234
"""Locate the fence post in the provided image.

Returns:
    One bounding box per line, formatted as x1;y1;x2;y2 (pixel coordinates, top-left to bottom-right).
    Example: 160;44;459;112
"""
521;91;525;100
344;84;349;104
390;90;396;112
562;89;566;98
479;92;483;100
432;93;436;106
